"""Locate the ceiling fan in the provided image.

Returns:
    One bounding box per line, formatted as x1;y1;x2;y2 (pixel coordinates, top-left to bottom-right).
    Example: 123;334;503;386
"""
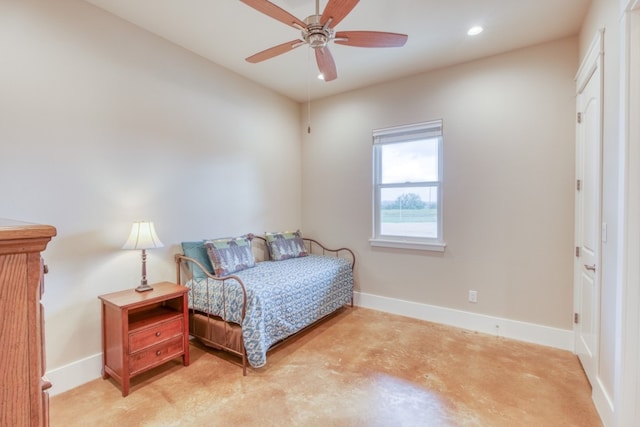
240;0;408;82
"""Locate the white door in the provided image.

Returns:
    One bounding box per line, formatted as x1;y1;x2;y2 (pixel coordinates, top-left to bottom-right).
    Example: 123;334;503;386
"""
574;32;603;386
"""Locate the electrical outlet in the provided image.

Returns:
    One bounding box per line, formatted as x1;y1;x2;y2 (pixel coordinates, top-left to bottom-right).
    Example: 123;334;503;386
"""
468;290;478;303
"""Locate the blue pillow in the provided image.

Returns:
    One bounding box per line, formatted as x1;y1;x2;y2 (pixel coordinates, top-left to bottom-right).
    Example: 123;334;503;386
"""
181;241;214;279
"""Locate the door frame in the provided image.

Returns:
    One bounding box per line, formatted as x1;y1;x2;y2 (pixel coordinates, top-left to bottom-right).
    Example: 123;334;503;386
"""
619;1;640;426
573;26;605;406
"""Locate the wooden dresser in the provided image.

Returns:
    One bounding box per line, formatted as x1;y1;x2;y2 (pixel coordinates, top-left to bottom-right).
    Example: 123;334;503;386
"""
0;219;56;427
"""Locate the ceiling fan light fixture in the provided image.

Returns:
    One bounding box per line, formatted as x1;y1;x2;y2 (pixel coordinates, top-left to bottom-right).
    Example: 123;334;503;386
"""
307;32;328;48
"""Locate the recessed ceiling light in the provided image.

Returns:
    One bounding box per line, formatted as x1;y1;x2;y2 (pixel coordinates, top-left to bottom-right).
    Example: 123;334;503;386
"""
317;73;325;80
467;26;483;36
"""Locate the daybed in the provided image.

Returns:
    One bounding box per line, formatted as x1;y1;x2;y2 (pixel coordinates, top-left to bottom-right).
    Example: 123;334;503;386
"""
174;232;355;374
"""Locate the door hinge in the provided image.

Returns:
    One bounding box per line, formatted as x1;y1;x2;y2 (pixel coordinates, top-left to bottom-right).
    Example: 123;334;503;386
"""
577;112;582;123
576;179;581;191
574;313;579;324
575;246;580;257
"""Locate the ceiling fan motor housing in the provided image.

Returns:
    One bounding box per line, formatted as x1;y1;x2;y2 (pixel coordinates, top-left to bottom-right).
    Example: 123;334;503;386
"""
303;15;334;48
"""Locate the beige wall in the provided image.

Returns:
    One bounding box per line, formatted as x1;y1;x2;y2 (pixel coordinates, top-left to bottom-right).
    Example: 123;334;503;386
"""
302;37;578;330
0;0;301;377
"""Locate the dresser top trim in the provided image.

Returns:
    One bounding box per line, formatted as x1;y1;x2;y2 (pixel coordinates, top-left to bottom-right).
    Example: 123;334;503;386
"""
0;219;57;254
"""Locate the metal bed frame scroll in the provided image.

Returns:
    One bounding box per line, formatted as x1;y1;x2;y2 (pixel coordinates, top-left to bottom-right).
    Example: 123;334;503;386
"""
175;236;355;375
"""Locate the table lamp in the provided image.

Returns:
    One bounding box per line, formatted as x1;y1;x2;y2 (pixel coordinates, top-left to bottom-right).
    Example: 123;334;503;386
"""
122;221;164;292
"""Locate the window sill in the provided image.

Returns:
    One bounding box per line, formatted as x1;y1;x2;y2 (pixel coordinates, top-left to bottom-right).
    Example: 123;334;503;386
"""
369;238;447;252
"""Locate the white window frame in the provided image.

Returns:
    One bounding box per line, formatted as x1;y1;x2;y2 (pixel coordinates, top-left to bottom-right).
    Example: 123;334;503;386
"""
370;120;446;252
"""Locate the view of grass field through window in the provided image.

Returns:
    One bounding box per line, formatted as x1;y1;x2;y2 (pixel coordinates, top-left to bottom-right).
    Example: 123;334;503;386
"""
380;188;438;238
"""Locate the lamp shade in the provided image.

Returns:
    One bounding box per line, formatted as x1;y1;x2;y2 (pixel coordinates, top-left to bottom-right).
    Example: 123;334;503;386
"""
122;221;164;250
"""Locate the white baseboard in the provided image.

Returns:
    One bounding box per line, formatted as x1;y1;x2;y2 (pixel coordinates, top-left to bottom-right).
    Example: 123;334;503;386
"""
45;293;574;396
354;291;575;351
592;376;614;427
46;353;103;397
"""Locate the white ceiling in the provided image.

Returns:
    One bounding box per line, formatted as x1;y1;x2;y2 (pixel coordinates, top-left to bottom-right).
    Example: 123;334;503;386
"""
83;0;591;102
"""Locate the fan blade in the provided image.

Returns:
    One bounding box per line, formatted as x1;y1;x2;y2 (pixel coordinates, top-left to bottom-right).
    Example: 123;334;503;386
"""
320;0;359;28
334;31;408;48
246;39;303;63
315;47;337;82
240;0;306;29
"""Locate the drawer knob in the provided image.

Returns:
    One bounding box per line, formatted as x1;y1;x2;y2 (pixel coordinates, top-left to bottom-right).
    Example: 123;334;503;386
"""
156;350;162;356
155;331;161;337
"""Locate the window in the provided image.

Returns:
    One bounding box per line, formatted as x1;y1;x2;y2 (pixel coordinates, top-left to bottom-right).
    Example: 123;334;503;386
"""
371;120;445;252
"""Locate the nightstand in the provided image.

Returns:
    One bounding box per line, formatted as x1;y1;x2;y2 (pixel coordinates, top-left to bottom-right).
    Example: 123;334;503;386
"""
98;281;190;396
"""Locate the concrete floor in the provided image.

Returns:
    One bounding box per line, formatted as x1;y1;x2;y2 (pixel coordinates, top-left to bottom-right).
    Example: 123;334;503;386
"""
50;307;602;426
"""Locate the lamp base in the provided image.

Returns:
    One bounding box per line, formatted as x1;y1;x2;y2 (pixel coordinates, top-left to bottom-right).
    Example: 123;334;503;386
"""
135;283;154;293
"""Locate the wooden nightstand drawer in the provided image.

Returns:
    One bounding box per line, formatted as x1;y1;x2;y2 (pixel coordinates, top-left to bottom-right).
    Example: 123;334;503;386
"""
129;317;183;353
129;336;184;376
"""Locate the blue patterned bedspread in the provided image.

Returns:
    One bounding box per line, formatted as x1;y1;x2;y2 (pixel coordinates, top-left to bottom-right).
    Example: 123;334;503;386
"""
186;254;353;368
